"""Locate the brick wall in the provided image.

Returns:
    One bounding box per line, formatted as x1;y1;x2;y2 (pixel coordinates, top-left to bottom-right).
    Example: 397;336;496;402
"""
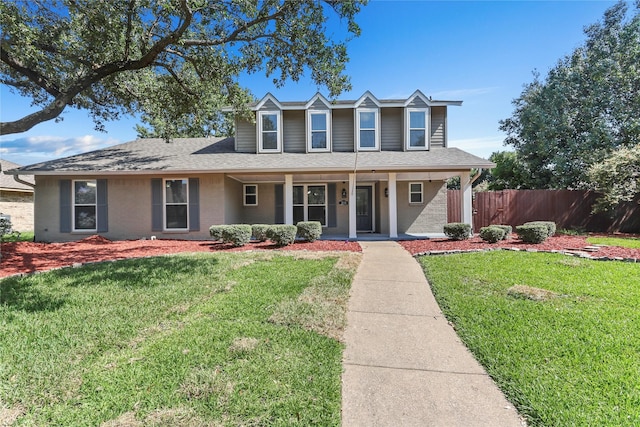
0;190;34;232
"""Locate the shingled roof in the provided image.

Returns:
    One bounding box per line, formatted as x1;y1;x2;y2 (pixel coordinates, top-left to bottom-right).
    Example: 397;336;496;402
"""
7;137;494;176
1;159;34;190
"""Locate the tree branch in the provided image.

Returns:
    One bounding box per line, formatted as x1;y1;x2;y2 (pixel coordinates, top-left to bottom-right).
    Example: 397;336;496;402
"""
0;43;62;97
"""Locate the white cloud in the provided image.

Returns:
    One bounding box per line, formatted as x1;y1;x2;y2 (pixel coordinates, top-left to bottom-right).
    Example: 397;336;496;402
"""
0;135;120;166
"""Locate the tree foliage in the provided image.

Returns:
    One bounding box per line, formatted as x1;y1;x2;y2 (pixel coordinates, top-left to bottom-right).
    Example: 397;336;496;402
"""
500;1;640;189
483;151;531;190
588;145;640;213
0;0;365;138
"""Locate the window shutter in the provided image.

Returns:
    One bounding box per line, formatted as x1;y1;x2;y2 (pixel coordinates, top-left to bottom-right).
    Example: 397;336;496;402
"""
151;178;163;231
274;184;284;224
188;178;200;231
60;180;71;233
327;183;337;228
96;179;108;232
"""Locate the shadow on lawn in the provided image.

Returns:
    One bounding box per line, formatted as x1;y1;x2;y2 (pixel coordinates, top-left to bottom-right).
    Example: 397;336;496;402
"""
0;256;221;313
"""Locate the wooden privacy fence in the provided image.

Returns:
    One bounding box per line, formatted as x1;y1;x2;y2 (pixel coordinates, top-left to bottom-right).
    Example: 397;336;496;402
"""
447;189;640;233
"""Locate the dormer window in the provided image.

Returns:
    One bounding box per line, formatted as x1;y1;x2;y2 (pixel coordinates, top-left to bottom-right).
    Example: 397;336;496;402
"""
406;108;429;150
257;111;281;152
356;108;379;151
307;111;331;152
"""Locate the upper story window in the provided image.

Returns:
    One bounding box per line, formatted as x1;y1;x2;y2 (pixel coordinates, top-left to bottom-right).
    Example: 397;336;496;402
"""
165;178;189;230
307;111;331;152
406;109;429;150
257;111;281;153
356;108;379;151
73;180;97;231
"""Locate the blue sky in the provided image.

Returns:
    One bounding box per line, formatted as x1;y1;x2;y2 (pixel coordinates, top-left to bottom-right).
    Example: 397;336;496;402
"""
0;0;617;166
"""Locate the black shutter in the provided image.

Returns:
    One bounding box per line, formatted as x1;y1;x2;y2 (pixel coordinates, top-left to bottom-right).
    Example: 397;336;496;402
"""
327;183;337;228
188;178;200;231
151;178;163;231
60;180;72;233
274;184;284;224
96;179;108;232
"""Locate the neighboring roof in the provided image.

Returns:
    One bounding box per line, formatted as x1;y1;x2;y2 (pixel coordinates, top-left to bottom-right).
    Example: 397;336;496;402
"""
1;159;35;191
8;137;494;176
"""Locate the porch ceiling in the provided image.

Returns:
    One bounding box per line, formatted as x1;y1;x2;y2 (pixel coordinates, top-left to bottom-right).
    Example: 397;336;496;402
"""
226;171;461;183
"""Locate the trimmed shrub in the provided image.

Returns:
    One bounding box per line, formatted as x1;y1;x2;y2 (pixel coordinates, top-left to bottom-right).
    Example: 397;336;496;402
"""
296;221;322;242
525;221;556;237
492;224;512;240
251;224;270;242
221;224;252;247
267;225;298;247
479;226;506;243
443;223;472;241
210;224;251;246
516;224;549;244
209;225;225;240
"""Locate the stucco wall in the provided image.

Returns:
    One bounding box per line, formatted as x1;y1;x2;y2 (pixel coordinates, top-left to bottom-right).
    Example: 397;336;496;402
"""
0;190;34;232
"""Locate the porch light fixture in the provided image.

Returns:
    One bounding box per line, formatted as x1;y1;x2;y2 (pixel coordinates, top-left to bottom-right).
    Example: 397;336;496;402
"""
384;187;388;197
342;188;347;199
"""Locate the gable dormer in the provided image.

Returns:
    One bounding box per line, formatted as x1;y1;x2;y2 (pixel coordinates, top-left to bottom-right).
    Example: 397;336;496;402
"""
404;90;430;151
305;93;332;152
354;91;381;151
255;93;282;153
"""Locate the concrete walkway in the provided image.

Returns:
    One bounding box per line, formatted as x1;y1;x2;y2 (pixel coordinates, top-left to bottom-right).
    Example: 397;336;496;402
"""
342;241;525;427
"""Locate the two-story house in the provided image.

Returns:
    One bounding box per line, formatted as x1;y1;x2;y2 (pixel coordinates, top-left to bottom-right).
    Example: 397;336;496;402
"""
6;90;493;242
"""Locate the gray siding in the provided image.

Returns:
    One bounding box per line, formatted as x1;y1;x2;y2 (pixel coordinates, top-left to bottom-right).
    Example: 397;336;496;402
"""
407;97;429;108
259;99;279;111
332;109;354;152
381;107;402;151
283;110;305;153
235;118;256;153
309;99;330;110
430;107;446;148
358;98;378;108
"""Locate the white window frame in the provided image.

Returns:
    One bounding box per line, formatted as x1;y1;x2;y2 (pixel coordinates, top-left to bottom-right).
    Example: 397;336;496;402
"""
405;108;429;151
306;110;331;152
257;110;282;153
72;179;97;232
409;182;424;205
356;108;380;151
163;178;189;231
243;184;258;206
293;184;328;226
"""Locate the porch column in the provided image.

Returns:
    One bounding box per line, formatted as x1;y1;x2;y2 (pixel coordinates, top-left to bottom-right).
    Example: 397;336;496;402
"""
348;173;357;239
460;171;473;230
284;174;293;225
388;172;398;238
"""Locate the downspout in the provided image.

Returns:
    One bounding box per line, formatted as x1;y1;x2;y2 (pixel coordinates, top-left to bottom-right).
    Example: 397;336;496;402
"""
13;174;36;189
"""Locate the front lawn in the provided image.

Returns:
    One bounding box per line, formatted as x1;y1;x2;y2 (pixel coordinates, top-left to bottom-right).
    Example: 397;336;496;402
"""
418;251;640;427
0;251;359;426
587;235;640;249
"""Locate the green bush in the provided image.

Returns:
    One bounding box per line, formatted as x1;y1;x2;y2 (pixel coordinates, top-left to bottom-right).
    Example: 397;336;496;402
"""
296;221;322;242
209;225;225;240
516;224;549;244
480;226;506;243
443;223;472;241
267;225;298;247
524;221;556;237
251;224;270;242
492;224;512;240
210;224;252;246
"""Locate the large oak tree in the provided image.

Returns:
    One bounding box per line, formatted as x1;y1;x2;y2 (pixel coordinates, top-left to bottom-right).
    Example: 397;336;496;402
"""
499;1;640;190
0;0;365;138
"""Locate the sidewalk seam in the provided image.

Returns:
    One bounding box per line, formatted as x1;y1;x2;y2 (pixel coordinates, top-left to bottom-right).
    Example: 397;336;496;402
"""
343;362;490;377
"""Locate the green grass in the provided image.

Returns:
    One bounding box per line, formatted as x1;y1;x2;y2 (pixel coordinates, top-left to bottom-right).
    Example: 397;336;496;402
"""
0;251;359;426
418;252;640;427
587;236;640;249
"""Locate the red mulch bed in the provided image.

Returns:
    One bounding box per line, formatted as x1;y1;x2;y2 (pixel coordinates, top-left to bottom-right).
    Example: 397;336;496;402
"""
0;236;362;278
400;234;640;261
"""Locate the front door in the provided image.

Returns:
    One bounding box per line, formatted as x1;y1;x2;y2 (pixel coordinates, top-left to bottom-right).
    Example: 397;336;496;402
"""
356;186;373;232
